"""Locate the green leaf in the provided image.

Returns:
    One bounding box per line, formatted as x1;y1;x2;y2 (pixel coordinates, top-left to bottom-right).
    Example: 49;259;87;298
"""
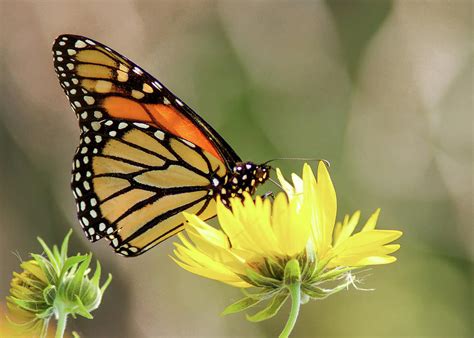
222;296;263;316
246;293;289;322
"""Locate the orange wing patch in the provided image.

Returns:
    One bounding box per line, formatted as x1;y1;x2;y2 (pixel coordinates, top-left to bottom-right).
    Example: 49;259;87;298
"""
103;96;222;161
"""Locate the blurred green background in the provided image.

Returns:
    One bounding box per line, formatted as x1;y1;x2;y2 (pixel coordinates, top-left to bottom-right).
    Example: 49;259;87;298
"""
1;0;472;337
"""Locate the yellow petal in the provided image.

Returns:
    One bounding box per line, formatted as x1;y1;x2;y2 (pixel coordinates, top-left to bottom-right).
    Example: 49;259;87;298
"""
272;192;311;256
171;255;251;287
334;211;361;246
184;215;229;250
352;255;397;266
291;172;304;195
276;168;295;197
327;229;402;267
304;162;337;258
362;208;380;231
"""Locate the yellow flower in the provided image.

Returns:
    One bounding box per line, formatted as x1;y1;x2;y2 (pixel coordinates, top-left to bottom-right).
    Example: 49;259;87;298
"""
172;162;402;336
6;259;50;334
277;163;402;269
174;162;401;285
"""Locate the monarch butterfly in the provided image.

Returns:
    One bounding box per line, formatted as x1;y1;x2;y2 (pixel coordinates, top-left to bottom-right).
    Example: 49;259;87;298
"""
52;34;270;257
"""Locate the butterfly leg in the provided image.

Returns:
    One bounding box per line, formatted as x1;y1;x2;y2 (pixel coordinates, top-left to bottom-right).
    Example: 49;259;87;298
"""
261;191;275;200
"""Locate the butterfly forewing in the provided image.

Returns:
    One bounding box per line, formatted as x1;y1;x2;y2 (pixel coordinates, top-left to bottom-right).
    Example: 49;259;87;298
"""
52;34;240;165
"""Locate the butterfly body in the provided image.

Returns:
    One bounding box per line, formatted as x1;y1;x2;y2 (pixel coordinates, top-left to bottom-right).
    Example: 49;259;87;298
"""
53;35;269;256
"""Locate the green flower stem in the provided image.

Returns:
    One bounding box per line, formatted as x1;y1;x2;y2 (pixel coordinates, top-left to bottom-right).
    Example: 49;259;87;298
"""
279;281;301;338
55;310;68;338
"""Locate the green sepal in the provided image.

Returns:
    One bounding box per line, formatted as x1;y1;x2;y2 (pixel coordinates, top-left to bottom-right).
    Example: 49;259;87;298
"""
73;295;94;319
246;293;289;322
36;237;59;274
262;257;284;280
241;287;281;300
222;296;263;316
67;254;92;300
300;252;318;281
59;255;87;282
7;297;46;312
239;269;281;288
43;285;56;306
31;254;57;284
301;284;329;299
60;230;73;263
36;306;54;319
312;266;355;284
100;274;113;294
302;281;349;300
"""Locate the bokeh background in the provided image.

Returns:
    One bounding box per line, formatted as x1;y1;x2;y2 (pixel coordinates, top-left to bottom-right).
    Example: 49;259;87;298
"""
1;0;472;337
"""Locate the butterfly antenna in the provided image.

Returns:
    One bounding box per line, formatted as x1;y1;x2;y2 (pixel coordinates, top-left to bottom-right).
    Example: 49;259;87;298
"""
268;177;283;190
264;157;330;167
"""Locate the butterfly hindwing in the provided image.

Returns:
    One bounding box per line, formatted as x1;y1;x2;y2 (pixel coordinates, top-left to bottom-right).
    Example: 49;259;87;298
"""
72;118;226;256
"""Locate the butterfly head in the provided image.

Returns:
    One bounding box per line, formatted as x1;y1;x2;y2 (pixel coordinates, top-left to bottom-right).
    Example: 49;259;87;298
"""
216;162;271;206
255;162;271;184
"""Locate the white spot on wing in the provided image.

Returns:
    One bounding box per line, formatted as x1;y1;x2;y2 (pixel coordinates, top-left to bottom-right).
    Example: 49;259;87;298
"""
154;130;165;140
75;40;87;48
182;139;195;148
133;122;149;129
84;96;95;105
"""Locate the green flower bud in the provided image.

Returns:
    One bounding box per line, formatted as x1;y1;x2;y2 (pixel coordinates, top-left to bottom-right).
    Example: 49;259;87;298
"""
6;230;112;337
